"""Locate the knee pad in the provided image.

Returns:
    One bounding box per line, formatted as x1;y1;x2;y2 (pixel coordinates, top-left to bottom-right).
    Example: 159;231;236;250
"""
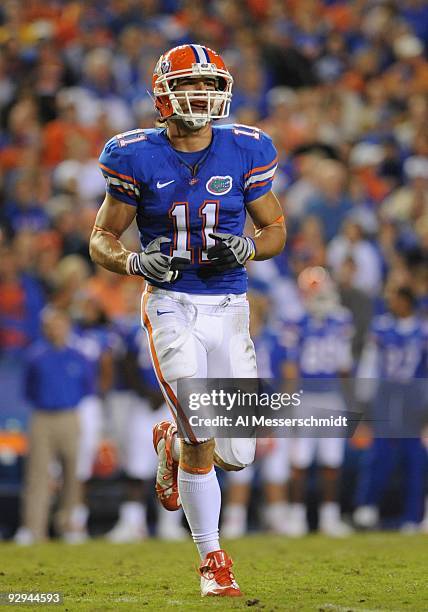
214;437;256;470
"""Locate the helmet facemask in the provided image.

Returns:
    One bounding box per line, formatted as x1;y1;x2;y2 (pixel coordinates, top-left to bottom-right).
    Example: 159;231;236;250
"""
154;62;233;130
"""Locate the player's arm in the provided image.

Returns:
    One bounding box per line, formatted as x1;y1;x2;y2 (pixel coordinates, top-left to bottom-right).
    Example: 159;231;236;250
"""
89;193;185;282
246;190;286;260
89;193;136;274
206;191;286;271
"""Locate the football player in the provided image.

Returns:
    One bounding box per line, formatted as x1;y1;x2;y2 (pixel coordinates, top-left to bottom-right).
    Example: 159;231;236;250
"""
282;267;354;537
89;45;286;597
67;294;115;543
221;289;290;538
106;317;186;542
353;286;428;532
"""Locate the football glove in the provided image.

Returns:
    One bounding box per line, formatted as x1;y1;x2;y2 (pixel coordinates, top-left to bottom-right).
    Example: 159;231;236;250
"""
206;232;256;272
126;236;189;283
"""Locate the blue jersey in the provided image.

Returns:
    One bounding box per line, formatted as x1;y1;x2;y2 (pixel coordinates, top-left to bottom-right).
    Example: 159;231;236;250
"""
369;314;428;381
254;329;288;380
281;309;354;379
70;325;115;395
99;124;277;295
124;324;158;390
25;340;91;410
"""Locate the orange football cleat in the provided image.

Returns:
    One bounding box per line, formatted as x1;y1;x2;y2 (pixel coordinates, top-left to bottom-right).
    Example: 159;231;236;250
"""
199;550;242;597
153;420;180;511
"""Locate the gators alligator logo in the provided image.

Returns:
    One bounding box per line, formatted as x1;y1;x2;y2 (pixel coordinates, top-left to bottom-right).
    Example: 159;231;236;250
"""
206;175;233;195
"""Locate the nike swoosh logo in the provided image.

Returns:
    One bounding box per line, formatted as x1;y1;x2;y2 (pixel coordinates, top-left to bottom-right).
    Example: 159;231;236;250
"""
157;310;174;316
157;180;175;189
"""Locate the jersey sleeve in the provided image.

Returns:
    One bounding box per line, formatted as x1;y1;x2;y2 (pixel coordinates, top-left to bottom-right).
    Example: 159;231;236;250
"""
123;326;141;357
369;315;389;346
98;135;141;207
271;332;289;366
243;130;278;205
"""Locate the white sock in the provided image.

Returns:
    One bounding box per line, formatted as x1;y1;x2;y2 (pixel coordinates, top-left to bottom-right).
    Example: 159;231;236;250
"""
178;466;221;559
172;435;180;462
70;504;89;530
290;503;306;521
157;505;183;527
223;503;247;522
319;502;340;524
120;501;146;527
264;501;288;526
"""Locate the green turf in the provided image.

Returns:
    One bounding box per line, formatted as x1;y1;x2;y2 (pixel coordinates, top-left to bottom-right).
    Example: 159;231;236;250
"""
1;534;427;611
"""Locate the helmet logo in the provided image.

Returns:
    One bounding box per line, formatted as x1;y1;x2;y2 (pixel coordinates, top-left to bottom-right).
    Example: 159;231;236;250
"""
160;59;171;74
206;175;233;195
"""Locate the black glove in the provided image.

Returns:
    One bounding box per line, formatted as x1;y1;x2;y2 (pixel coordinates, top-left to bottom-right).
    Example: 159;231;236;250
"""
205;232;256;273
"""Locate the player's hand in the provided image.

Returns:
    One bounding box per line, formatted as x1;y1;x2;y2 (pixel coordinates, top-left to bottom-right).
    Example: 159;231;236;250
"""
126;237;189;282
206;232;256;272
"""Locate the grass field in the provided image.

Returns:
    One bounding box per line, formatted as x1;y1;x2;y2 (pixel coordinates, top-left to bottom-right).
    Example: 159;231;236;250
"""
1;534;427;611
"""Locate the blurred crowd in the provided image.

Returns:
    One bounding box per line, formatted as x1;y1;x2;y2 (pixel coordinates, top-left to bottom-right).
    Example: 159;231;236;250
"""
1;0;428;542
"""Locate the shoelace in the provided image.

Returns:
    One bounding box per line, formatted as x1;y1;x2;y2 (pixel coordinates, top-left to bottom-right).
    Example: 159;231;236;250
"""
200;557;234;586
212;566;235;587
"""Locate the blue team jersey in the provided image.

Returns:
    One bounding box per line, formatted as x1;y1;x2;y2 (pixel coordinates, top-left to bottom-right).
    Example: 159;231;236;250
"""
124;323;159;390
99;124;277;295
25;340;91;410
281;309;354;380
370;314;428;380
70;325;115;395
254;329;288;379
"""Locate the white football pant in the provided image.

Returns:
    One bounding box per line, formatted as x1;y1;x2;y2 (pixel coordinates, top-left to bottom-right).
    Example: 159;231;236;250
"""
141;286;258;469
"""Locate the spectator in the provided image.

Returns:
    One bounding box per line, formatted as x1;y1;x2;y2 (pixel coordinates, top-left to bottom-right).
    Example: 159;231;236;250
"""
0;246;45;354
327;218;383;296
381;156;428;224
305;159;353;242
334;257;374;360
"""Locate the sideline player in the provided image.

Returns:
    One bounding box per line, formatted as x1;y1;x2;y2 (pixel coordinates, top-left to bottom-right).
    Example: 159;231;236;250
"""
353;286;427;532
89;44;285;597
222;289;290;537
106;314;186;542
282;267;354;537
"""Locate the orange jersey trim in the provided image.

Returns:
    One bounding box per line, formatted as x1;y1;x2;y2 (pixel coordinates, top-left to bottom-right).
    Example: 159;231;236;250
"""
247;178;273;190
244;156;278;179
99;162;138;185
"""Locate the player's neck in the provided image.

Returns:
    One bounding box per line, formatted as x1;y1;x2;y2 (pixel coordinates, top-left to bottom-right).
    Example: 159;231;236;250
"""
166;121;213;152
